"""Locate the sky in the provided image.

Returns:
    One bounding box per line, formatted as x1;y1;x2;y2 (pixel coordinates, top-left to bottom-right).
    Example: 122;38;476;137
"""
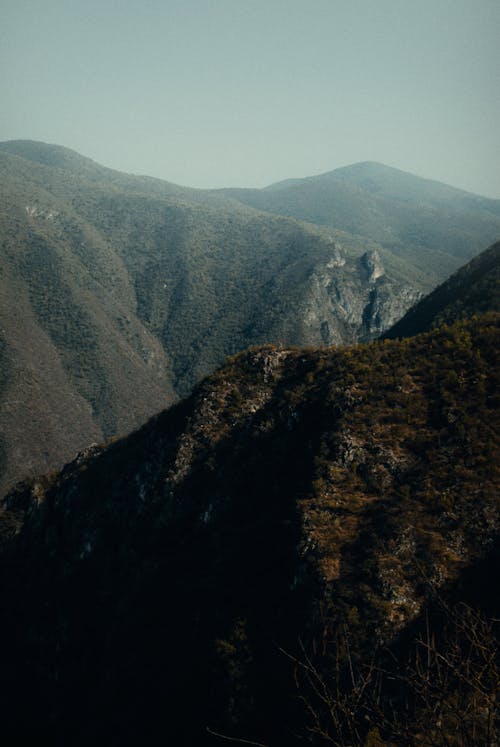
1;0;499;196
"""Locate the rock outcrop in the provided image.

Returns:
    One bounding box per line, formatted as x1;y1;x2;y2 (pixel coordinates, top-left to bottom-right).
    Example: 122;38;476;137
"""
299;244;421;345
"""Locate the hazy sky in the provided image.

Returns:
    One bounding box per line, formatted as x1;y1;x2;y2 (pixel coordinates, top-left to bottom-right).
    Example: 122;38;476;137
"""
1;0;499;196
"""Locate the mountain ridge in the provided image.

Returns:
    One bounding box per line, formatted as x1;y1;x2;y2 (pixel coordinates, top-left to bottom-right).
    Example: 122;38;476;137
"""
0;311;498;745
4;141;497;204
267;159;500;205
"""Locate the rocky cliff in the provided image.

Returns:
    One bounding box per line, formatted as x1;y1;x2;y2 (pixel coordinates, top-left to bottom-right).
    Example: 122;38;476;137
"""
300;247;421;345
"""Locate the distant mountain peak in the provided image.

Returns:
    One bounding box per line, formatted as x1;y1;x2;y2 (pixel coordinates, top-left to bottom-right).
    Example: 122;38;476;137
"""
264;161;418;190
0;139;101;172
266;159;486;199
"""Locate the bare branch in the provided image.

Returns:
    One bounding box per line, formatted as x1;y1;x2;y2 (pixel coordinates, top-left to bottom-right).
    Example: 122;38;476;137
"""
206;726;270;747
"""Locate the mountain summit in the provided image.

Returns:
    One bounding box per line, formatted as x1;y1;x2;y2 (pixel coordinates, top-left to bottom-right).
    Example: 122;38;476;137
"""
222;161;500;282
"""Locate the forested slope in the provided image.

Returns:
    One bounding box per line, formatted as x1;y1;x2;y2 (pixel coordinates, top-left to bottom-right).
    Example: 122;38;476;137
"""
385;239;500;338
0;142;426;492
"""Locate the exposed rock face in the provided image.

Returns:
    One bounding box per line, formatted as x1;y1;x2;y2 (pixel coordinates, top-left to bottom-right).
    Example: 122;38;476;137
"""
360;248;385;282
362;279;423;337
299;244;422;345
0;314;498;746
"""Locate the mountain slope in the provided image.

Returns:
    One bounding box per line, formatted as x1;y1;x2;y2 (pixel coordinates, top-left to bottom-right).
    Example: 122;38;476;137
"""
221;162;500;283
0;153;175;493
384;240;500;339
0;313;498;745
0;142;424;492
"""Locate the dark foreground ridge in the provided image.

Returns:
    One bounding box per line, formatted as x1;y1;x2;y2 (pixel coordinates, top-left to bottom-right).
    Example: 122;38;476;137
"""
0;312;498;745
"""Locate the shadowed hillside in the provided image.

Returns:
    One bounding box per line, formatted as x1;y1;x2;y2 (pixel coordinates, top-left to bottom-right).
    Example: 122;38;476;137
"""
384;240;500;339
0;312;498;745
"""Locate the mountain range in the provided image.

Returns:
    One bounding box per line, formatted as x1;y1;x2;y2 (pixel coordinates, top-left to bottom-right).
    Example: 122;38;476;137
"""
1;140;500;494
0;140;499;744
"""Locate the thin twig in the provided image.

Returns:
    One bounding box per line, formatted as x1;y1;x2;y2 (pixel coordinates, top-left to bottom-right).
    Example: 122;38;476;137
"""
206;726;270;747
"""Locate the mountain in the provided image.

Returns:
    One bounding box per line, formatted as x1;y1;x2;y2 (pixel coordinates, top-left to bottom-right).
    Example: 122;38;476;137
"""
3;141;500;496
0;141;425;493
0;312;498;746
0;146;177;493
384;240;500;339
220;161;500;283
